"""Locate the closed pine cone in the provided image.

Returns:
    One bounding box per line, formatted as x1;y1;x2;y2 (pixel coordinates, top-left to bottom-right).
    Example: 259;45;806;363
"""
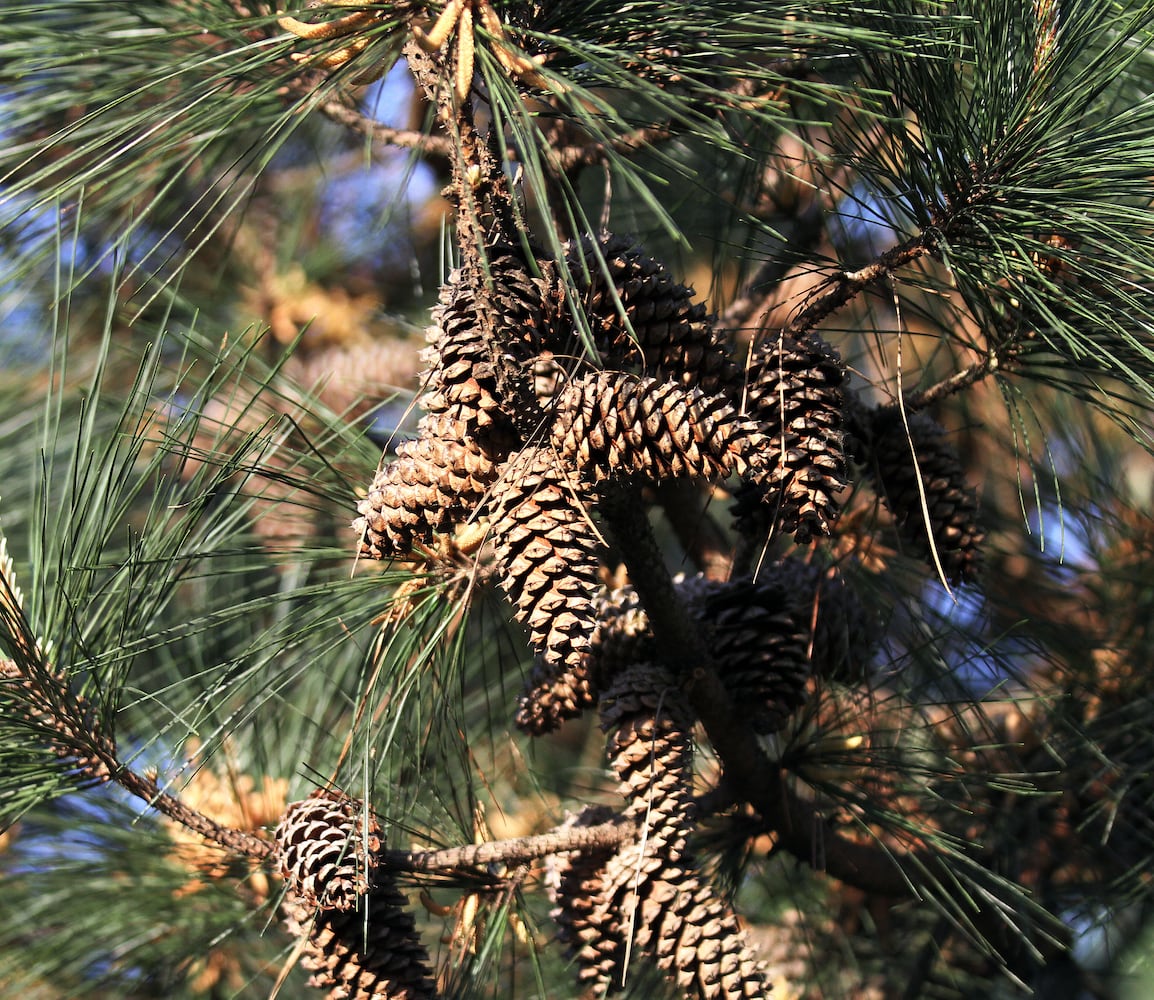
551;371;764;485
282;883;438;1000
354;413;502;558
863;407;984;584
740;331;846;543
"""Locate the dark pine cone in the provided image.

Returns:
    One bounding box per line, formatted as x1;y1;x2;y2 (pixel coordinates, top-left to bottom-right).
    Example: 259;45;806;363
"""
862;406;984;585
739;331;846;543
680;574;815;734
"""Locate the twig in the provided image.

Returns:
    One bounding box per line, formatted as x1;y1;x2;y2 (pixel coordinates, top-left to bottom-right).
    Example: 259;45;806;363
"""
312;96;454;158
114;766;273;860
904;349;1006;411
777;233;934;340
380;816;637;873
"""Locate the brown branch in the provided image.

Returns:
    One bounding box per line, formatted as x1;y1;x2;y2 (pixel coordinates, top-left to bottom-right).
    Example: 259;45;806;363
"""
311;96;454;158
380;817;637;874
904;348;1009;411
776;233;934;340
588;495;974;904
653;480;733;582
114;766;273;860
2;656;272;860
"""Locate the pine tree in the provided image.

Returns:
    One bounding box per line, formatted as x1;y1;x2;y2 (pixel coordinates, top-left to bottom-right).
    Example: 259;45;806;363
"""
3;1;1154;997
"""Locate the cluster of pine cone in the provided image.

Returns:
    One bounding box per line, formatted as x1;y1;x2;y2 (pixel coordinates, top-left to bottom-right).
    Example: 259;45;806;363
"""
354;234;849;673
333;232;987;999
550;664;771;998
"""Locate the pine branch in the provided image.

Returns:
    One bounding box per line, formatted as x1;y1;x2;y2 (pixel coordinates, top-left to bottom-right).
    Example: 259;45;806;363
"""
2;653;273;859
597;485;782;820
380;816;637;874
309;92;455;158
777;232;935;340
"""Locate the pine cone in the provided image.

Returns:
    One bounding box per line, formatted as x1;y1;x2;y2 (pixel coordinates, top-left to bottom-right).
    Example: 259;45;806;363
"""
547;806;625;989
275;792;376;912
487;447;605;669
615;861;772;1000
761;557;881;682
559;234;737;394
591;663;773;1000
862;407;984;584
740;331;846;543
515;585;655;734
551;371;764;485
283;884;438;1000
422;245;553;434
682;575;814;734
354;413;504;558
600;663;696;848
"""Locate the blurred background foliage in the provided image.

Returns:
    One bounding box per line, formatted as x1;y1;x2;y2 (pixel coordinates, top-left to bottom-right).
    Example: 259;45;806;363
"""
1;0;1154;997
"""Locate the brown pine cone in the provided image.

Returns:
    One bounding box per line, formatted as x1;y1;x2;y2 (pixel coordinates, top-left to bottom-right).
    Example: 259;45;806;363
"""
599;663;696;848
591;719;773;1000
421;244;553;434
354;413;506;559
515;585;654;735
862;407;984;584
487;446;605;669
614;860;772;1000
740;331;846;543
546;806;625;989
551;371;764;485
557;234;737;395
275;792;377;912
282;884;438;1000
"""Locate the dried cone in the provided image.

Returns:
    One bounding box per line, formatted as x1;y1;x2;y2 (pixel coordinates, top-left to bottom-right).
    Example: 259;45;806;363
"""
487;447;604;669
551;372;764;486
355;413;501;558
516;585;655;734
761;557;881;682
593;664;771;999
863;407;984;585
740;331;846;543
601;854;773;1000
283;884;438;1000
421;245;552;437
560;234;737;394
547;806;624;990
600;663;696;845
277;793;436;1000
275;792;376;912
682;575;814;734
